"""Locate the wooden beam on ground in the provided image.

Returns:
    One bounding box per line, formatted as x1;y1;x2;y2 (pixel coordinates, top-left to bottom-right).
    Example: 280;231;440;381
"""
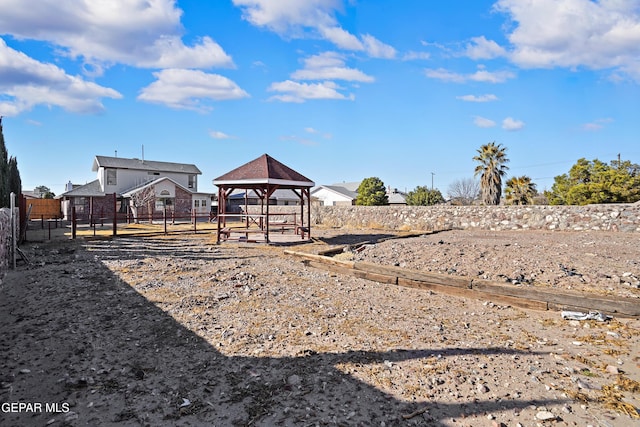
284;249;639;318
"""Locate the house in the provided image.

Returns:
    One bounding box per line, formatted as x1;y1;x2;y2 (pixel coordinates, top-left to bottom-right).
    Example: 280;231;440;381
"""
226;188;305;210
59;155;207;220
311;182;408;206
387;187;408;205
310;182;359;206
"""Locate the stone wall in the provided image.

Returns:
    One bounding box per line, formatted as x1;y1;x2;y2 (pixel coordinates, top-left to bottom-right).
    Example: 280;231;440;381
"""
1;208;14;271
311;203;640;233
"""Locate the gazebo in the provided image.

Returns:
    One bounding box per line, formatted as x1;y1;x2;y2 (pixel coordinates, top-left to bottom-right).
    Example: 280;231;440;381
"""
213;154;315;244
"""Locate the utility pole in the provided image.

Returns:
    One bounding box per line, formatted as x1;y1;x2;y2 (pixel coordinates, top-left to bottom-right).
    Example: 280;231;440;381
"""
431;172;435;190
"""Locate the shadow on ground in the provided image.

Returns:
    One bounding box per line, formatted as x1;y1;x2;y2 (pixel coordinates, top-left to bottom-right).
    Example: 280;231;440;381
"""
1;239;566;426
315;233;400;247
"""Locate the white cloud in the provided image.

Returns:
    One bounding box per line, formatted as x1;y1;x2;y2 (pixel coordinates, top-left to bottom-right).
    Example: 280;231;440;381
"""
138;69;249;111
209;130;235;139
425;66;515;83
233;0;395;58
502;117;525;131
474;116;497;128
361;34;397;59
582;117;614;131
268;80;354;102
464;36;507;60
494;0;640;80
0;0;234;71
424;68;467;83
402;51;431;61
290;52;374;82
469;68;516;83
233;0;339;33
305;126;332;138
319;26;364;51
0;38;122;116
457;94;499;102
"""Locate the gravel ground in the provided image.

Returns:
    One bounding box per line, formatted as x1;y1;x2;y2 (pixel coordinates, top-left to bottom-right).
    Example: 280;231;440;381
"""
350;229;640;300
1;228;639;427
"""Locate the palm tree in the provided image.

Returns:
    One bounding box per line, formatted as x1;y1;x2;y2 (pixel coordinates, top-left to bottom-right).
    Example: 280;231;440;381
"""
473;142;509;205
505;175;537;205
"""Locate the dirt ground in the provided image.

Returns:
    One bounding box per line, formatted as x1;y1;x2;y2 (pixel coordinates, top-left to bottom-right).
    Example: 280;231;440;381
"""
1;227;639;426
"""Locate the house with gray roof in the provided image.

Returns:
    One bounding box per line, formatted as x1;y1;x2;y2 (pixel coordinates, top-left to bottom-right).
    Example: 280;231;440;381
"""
311;182;407;206
58;155;206;220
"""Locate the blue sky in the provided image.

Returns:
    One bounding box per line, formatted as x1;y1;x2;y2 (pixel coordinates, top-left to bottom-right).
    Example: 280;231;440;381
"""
1;0;639;197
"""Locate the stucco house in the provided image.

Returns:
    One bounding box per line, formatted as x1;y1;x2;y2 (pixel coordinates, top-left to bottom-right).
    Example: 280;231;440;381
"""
311;182;407;206
59;155;209;220
310;182;359;206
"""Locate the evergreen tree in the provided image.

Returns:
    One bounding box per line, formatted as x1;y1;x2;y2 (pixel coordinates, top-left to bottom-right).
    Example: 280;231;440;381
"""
356;177;388;206
0;117;9;207
406;186;444;205
546;157;640;205
8;156;22;198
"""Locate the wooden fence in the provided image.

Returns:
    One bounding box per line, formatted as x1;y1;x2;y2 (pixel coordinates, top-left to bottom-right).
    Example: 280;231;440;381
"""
26;198;62;219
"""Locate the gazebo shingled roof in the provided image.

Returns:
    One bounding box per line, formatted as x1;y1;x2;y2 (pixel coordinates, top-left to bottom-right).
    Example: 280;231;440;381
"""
213;154;314;244
213;154;314;188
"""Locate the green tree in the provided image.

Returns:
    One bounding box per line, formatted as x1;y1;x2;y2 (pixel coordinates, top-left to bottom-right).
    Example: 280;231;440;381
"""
356;177;388;206
473;142;509;205
505;176;537;205
35;185;55;199
0;117;8;207
8;156;21;199
406;186;444;206
546;157;640;205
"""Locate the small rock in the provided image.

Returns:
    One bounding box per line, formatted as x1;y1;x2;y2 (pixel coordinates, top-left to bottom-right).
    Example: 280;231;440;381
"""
64;412;78;422
287;374;301;386
605;365;619;375
477;383;489;393
536;411;556;421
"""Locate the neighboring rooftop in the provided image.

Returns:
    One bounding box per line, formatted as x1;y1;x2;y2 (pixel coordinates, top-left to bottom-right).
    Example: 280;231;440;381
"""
92;156;202;175
57;180;105;198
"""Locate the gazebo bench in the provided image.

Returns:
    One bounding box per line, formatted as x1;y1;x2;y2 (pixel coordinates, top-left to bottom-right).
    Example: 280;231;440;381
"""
220;227;267;241
296;226;310;239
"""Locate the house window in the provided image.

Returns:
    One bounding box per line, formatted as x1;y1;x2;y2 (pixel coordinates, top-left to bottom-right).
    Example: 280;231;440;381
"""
106;169;117;186
202;199;206;207
194;200;200;208
188;175;195;189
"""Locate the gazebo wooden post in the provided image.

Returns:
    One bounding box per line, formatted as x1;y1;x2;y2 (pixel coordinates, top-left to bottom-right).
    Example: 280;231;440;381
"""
244;190;249;228
299;190;304;229
259;189;265;229
216;186;223;244
305;188;311;239
265;187;270;243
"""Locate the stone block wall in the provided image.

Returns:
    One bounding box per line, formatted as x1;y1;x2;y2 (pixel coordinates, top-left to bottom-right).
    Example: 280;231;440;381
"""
1;208;16;271
312;203;640;233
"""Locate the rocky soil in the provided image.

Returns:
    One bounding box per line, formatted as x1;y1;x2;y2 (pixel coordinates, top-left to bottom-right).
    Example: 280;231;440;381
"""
350;229;640;300
1;228;639;427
